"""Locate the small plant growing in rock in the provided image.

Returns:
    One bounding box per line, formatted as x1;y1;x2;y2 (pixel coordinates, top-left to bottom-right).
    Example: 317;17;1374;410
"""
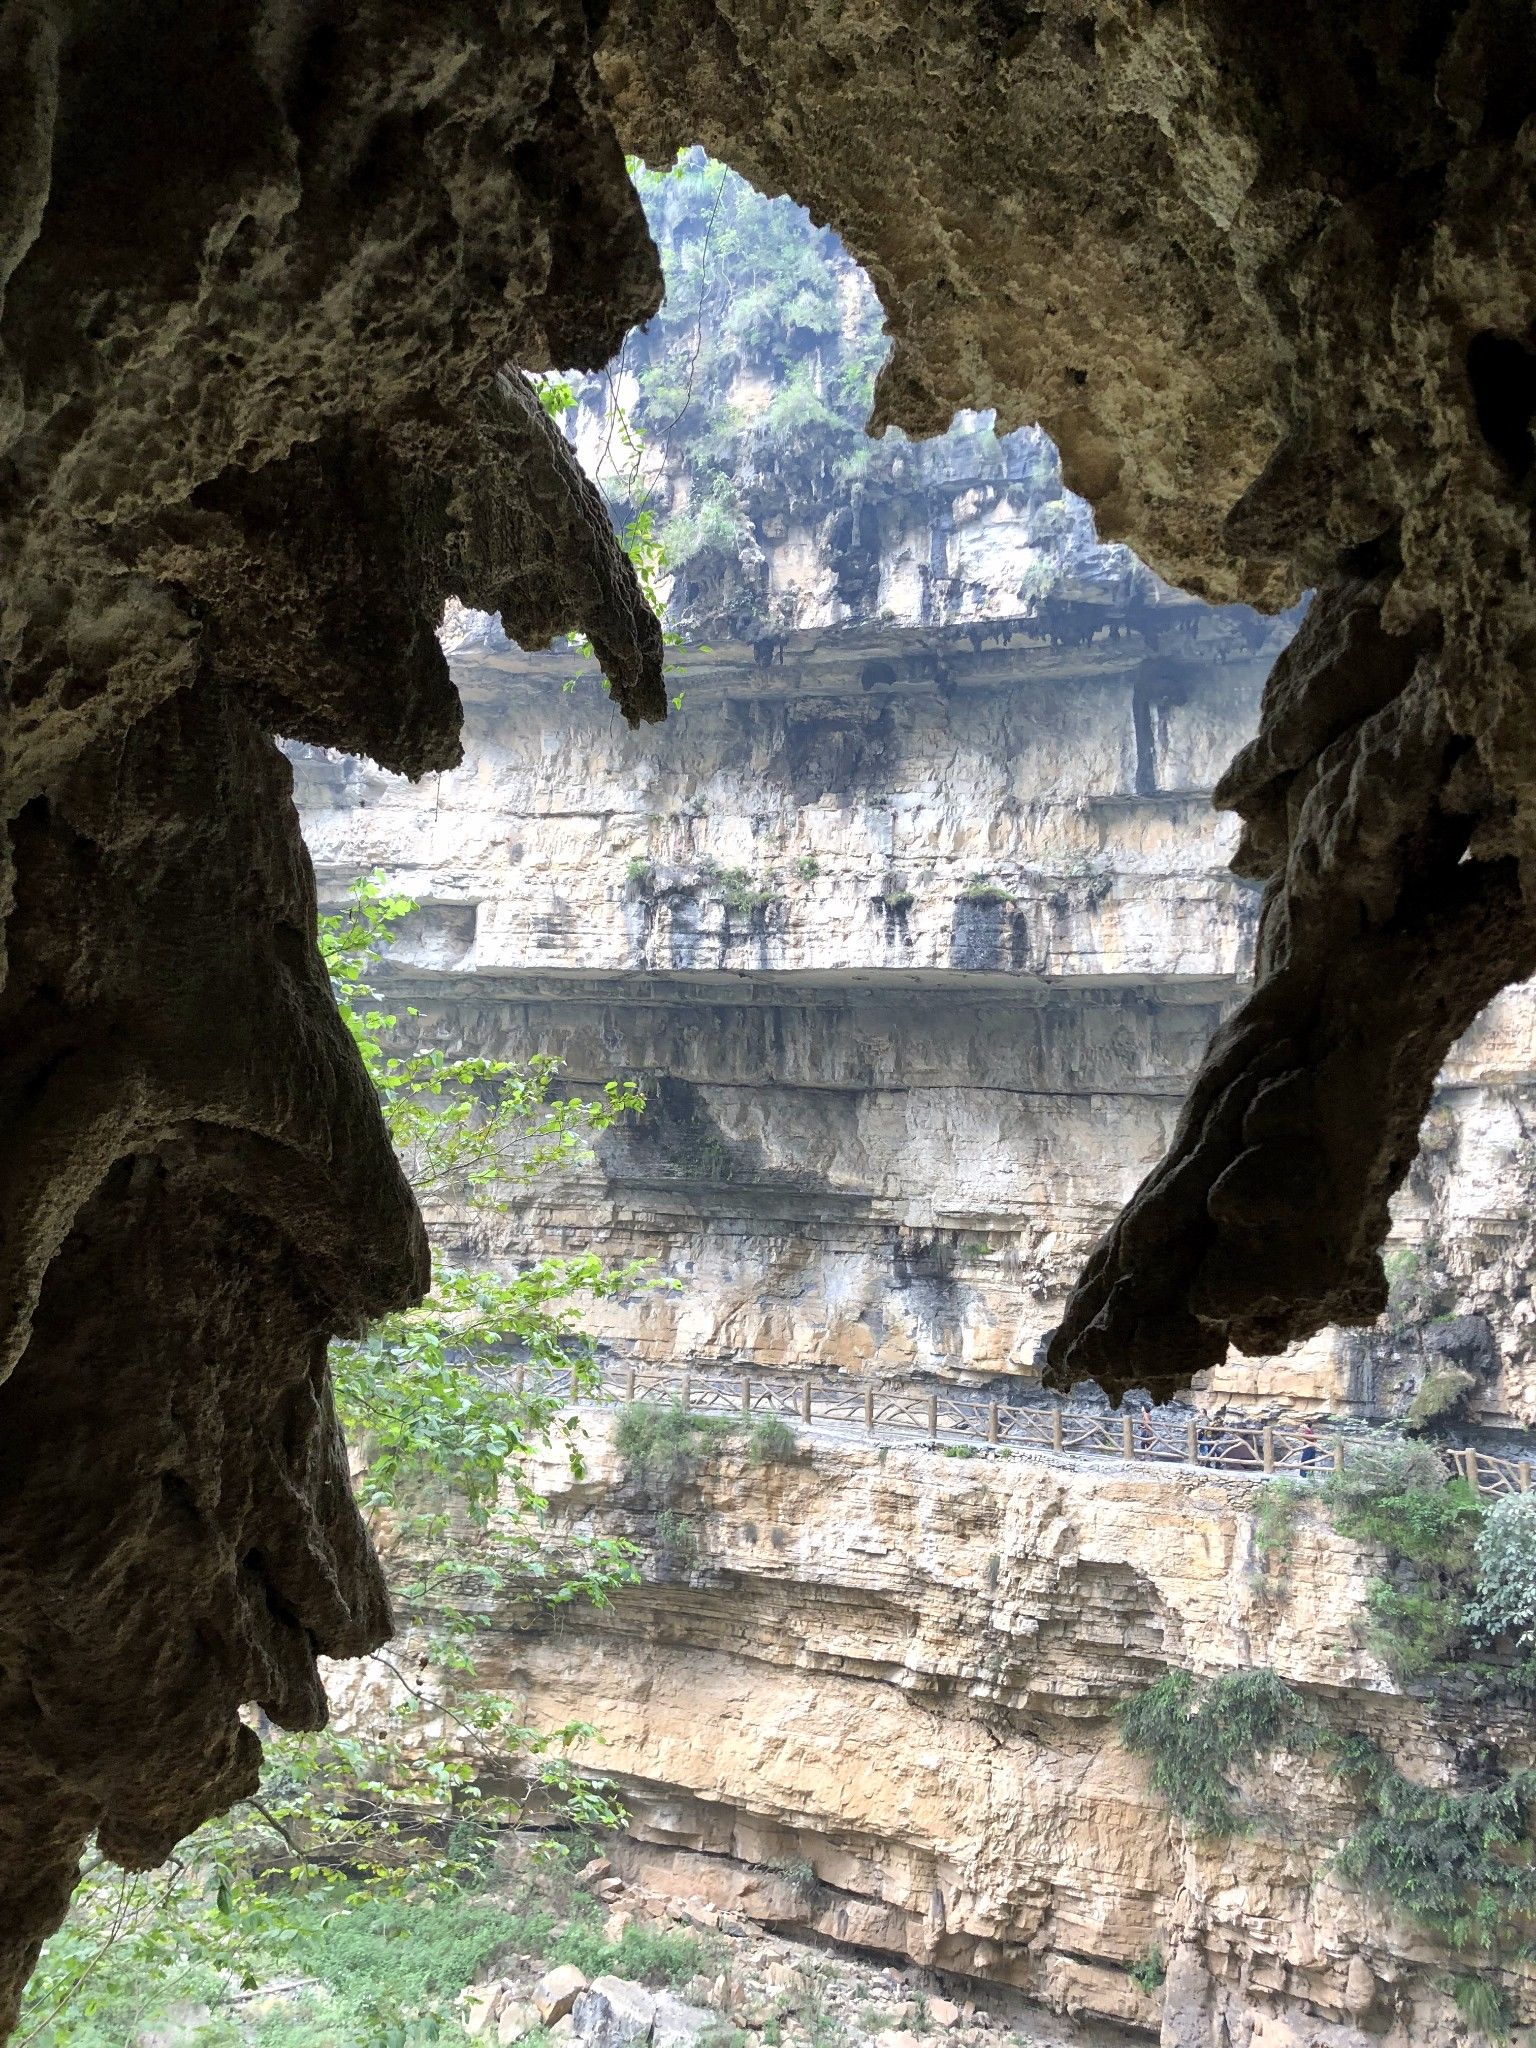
1253;1479;1304;1569
712;865;776;913
655;1508;701;1570
795;855;822;880
615;1401;735;1495
625;855;656;890
960;873;1010;906
1450;1973;1514;2042
748;1414;800;1465
1128;1947;1166;1995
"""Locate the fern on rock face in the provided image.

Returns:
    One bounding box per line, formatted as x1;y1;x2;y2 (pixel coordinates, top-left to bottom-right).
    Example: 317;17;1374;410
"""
1117;1669;1311;1836
1332;1739;1536;1956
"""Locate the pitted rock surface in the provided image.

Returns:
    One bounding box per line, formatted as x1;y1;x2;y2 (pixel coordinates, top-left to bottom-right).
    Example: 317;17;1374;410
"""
0;2;664;2028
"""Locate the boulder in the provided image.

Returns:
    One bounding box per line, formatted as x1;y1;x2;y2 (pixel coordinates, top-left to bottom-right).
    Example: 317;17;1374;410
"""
498;2000;543;2046
1343;1954;1377;2019
926;1997;961;2030
536;1965;590;2025
652;1991;716;2048
464;1981;510;2038
573;1975;659;2048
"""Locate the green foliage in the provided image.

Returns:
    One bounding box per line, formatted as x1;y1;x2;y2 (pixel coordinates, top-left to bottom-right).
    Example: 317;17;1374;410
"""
795;856;822;880
626;856;656;890
960;875;1010;907
1118;1669;1311;1836
1320;1440;1484;1679
654;1508;701;1569
748;1414;800;1466
705;864;776;914
1450;1973;1515;2041
1332;1739;1536;1955
770;1856;825;1907
614;1401;735;1494
22;880;652;2042
1128;1948;1167;1995
1466;1493;1536;1652
1252;1480;1304;1568
877;882;914;912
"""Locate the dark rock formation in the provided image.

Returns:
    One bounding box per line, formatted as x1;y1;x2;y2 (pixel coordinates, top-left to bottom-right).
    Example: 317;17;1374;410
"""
4;0;1536;2022
1;3;664;2028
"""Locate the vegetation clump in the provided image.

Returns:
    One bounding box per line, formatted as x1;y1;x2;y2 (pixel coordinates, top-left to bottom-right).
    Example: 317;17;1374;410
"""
1332;1739;1536;1956
748;1414;800;1466
1320;1441;1483;1679
959;874;1010;907
614;1401;736;1495
1465;1493;1536;1656
1117;1669;1311;1835
1128;1947;1167;1995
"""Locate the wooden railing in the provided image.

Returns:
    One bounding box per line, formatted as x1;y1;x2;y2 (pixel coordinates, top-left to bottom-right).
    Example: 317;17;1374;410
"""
501;1360;1536;1499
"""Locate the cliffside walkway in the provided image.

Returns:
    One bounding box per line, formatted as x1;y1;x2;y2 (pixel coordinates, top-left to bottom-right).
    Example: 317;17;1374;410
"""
517;1360;1536;1501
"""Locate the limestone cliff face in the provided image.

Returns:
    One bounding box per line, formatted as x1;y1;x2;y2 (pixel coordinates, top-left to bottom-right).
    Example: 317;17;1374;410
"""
296;456;1536;1426
295;461;1288;1389
333;1420;1530;2047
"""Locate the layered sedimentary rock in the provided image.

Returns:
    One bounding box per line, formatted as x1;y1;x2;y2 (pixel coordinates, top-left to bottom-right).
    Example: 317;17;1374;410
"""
337;1419;1531;2047
295;398;1293;1392
297;371;1536;1428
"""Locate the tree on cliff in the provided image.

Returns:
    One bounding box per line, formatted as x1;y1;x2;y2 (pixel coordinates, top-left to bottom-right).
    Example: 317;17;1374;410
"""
18;878;655;2047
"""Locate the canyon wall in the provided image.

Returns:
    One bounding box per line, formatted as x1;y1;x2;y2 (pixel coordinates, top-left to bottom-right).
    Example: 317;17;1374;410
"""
334;1416;1534;2048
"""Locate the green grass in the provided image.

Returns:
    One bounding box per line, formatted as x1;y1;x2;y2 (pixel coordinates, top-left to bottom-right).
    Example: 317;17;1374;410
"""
614;1402;736;1494
748;1414;800;1466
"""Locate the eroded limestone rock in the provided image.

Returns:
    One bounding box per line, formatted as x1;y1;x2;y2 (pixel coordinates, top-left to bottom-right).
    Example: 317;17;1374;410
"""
0;1;664;2026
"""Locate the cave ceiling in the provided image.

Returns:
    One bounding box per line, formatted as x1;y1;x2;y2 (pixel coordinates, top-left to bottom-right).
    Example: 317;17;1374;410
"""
1;0;1533;2027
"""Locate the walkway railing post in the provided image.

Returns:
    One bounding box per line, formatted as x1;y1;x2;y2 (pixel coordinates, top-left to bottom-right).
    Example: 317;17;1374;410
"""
742;1375;752;1417
515;1364;526;1396
801;1380;812;1425
988;1401;999;1446
1187;1416;1200;1466
1332;1437;1345;1473
1262;1424;1275;1476
1466;1445;1480;1493
928;1394;938;1440
1121;1412;1134;1459
681;1372;691;1412
626;1365;636;1403
1052;1406;1064;1455
1521;1462;1532;1495
864;1385;875;1432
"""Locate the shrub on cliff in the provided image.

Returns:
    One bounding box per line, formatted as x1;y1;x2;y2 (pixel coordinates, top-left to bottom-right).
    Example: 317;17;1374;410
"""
1465;1493;1536;1654
615;1400;735;1494
1117;1668;1310;1835
1321;1440;1484;1681
748;1414;800;1465
1332;1738;1536;1956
